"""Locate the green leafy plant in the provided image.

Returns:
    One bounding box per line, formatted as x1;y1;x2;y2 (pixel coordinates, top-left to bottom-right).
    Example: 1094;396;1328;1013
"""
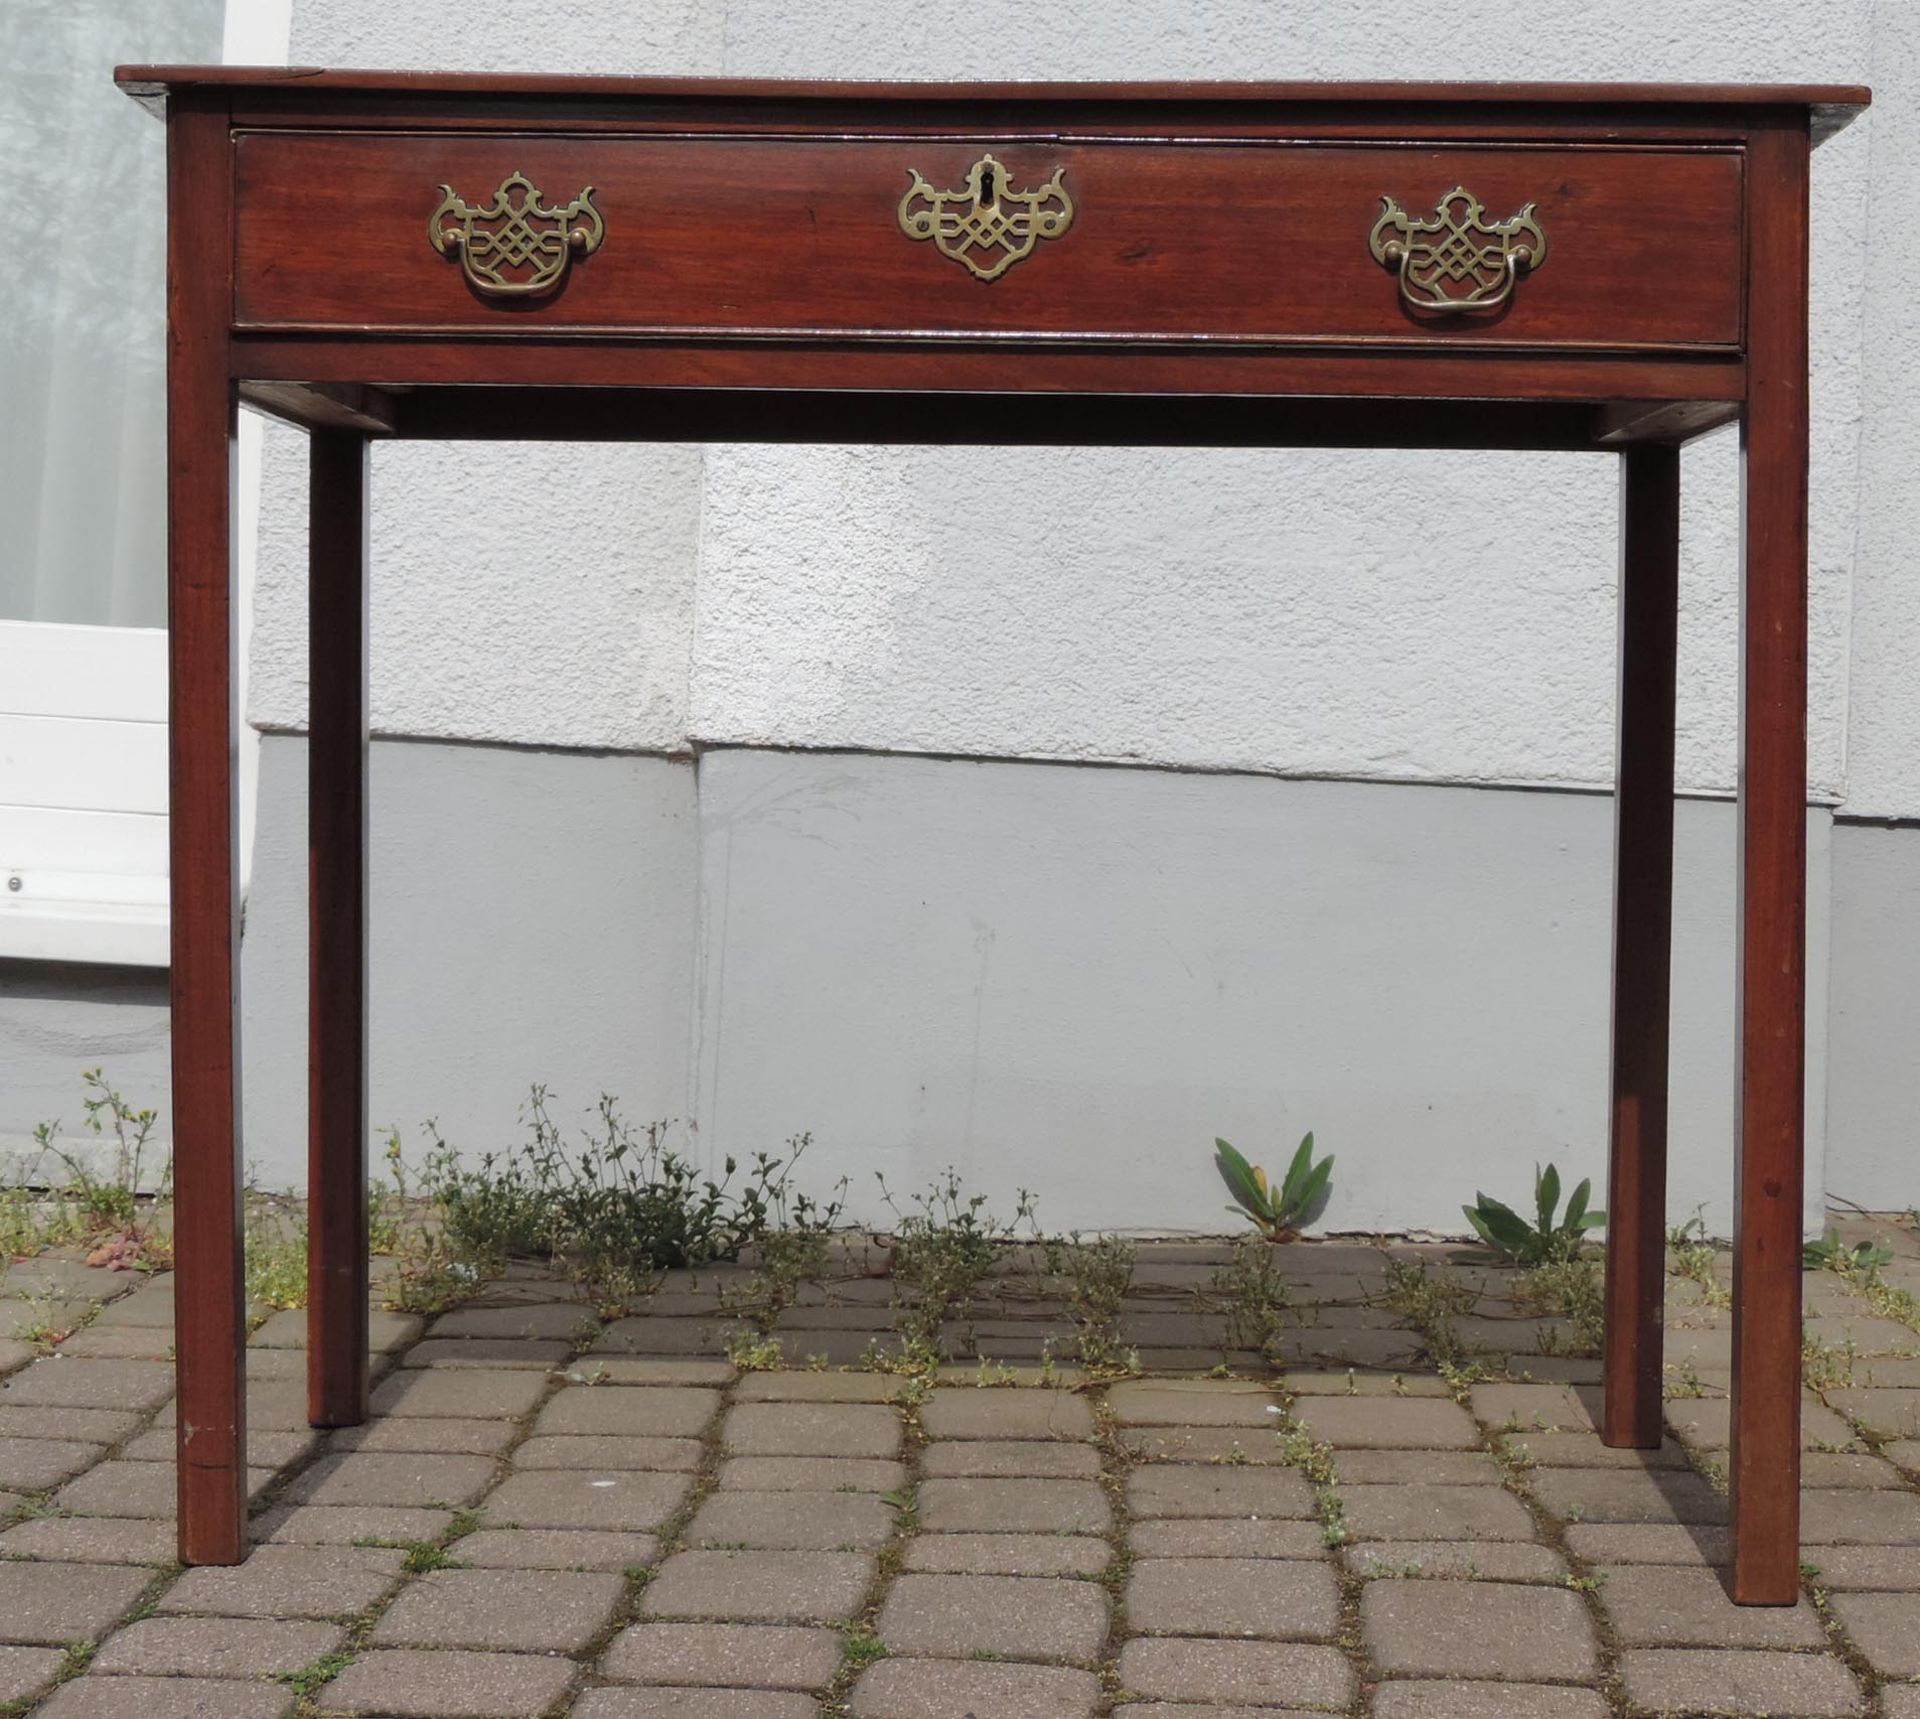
1464;1163;1604;1265
1214;1134;1333;1243
1803;1231;1893;1274
877;1168;1039;1366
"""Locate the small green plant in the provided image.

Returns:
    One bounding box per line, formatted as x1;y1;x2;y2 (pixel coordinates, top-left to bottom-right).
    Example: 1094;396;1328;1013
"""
1049;1231;1139;1373
840;1627;888;1670
1667;1212;1732;1309
29;1071;172;1269
277;1651;356;1699
877;1169;1039;1366
1803;1231;1894;1274
1514;1254;1606;1357
1464;1163;1604;1265
1379;1257;1479;1374
1209;1235;1293;1359
1214;1134;1333;1243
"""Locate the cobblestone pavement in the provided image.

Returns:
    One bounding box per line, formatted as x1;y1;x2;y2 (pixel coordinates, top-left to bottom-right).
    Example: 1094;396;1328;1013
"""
4;1219;1920;1716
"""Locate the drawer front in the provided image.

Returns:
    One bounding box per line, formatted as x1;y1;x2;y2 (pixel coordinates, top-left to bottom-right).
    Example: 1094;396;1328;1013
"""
232;132;1742;349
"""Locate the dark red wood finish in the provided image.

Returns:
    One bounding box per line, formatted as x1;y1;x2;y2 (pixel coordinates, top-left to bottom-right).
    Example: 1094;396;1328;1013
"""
165;93;247;1566
123;70;1861;1593
307;430;372;1426
1603;443;1680;1451
1730;120;1813;1607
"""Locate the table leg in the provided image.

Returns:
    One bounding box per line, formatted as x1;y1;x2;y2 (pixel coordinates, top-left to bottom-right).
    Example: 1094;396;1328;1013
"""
1603;443;1680;1451
308;431;371;1426
168;97;246;1565
1731;121;1812;1606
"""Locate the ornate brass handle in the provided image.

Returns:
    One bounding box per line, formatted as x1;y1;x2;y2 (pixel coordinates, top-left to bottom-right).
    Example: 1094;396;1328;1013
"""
1369;187;1547;313
428;172;604;299
897;153;1074;281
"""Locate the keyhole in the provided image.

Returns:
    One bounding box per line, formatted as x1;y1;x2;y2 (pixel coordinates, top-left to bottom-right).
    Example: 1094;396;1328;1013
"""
980;160;997;202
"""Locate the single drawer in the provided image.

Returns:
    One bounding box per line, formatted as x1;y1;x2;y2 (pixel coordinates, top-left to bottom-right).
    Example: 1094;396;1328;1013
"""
232;131;1743;350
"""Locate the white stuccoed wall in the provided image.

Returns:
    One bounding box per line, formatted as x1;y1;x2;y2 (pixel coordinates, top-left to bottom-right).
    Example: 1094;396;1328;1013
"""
226;0;1915;1229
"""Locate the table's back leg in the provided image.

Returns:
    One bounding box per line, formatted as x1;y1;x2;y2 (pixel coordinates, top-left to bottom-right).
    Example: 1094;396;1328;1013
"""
307;430;372;1426
1603;443;1680;1451
167;94;247;1565
1731;119;1812;1607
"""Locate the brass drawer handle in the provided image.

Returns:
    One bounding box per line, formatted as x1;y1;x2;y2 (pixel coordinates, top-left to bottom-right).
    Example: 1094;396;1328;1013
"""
428;172;605;299
1369;186;1547;313
898;153;1074;281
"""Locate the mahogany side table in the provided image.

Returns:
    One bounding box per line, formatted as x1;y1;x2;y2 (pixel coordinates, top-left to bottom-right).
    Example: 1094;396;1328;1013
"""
118;67;1868;1601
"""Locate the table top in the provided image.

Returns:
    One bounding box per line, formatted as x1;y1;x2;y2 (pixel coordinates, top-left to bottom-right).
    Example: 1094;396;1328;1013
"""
117;68;1869;141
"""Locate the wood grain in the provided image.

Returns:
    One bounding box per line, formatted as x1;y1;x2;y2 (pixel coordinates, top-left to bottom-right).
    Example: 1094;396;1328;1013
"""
1603;442;1680;1451
1729;120;1811;1607
166;92;247;1566
307;429;371;1429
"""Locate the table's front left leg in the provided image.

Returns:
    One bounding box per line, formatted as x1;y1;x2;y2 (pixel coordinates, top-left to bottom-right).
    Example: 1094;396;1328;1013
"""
168;95;247;1565
308;429;371;1426
1731;120;1812;1606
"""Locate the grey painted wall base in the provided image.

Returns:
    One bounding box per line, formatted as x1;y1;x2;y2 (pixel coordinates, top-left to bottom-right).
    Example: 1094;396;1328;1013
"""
2;736;1866;1237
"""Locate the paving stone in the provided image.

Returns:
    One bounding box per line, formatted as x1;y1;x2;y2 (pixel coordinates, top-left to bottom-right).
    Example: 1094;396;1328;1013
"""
121;1426;318;1468
578;1694;819;1719
1800;1451;1907;1488
1127;1556;1339;1639
0;1403;143;1442
1284;1370;1450;1397
0;1435;107;1491
921;1437;1101;1477
565;1359;735;1388
919;1388;1095;1440
0;1645;64;1705
901;1532;1110;1576
159;1545;405;1620
1802;1545;1920;1590
0;1513;179;1563
1498;1429;1690;1469
37;1675;295;1717
602;1622;842;1688
875;1572;1107;1661
1619;1648;1863;1717
456;1527;661;1571
1131;1517;1328;1559
513;1433;705;1471
1371;1682;1610;1718
716;1455;908;1493
593;1319;727;1357
1111;1708;1327;1718
1528;1466;1727;1525
919;1475;1111;1533
326;1415;519;1456
1828;1592;1920;1676
281;1451;498;1509
314;1647;578;1716
1343;1541;1569;1582
731;1373;902;1402
485;1468;689;1530
250;1308;422;1352
1805;1488;1920;1543
685;1489;895;1550
1665;1395;1856;1449
722;1401;901;1458
50;1326;174;1360
1341;1482;1537;1542
1563;1523;1731;1566
368;1368;547;1418
428;1302;593;1341
1106;1379;1279;1426
1291;1395;1478;1448
849;1658;1101;1718
252;1503;454;1546
1126;1464;1315;1518
0;1559;151;1645
91;1616;346;1678
1116;1425;1290;1464
641;1550;873;1623
1886;1690;1920;1719
1362;1582;1600;1680
54;1459;277;1518
1596;1563;1824;1647
1115;1638;1357;1709
89;1287;177;1328
1472;1382;1601;1432
372;1566;625;1653
534;1385;720;1438
0;1357;174;1412
401;1337;575;1370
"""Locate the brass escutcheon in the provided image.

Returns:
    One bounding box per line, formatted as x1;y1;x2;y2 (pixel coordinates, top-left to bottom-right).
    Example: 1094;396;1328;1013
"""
428;172;605;299
897;153;1074;282
1369;186;1547;313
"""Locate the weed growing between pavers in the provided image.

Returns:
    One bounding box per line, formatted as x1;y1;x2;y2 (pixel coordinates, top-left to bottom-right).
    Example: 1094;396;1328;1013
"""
1379;1257;1485;1389
1048;1231;1140;1376
1513;1252;1607;1358
1667;1211;1733;1310
1208;1235;1294;1360
878;1169;1041;1367
6;1071;171;1271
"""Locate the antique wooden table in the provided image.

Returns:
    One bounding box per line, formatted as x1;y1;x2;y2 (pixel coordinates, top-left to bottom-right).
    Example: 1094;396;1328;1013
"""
120;67;1867;1600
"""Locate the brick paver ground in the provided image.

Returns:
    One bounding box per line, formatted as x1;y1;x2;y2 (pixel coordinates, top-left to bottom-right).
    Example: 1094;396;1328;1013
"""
4;1215;1918;1714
